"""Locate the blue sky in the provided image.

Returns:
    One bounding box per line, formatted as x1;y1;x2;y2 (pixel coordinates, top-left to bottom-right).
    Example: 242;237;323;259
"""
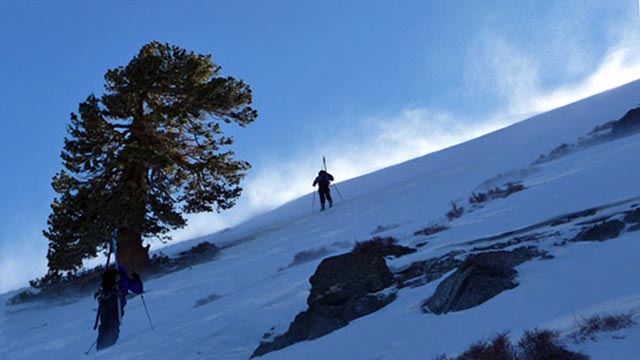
1;0;639;293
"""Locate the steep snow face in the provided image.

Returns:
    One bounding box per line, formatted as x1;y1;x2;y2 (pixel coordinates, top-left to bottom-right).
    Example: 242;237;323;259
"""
2;80;640;360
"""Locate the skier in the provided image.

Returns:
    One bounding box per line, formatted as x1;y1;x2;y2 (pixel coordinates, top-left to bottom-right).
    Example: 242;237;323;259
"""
312;170;334;211
95;265;143;350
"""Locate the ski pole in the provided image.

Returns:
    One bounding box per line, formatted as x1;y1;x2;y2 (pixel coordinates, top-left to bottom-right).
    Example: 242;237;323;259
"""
112;229;123;325
311;191;316;212
92;302;102;330
331;184;345;201
85;338;98;355
140;293;154;330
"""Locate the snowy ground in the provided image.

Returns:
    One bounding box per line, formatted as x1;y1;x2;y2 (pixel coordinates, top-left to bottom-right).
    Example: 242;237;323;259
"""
2;80;640;359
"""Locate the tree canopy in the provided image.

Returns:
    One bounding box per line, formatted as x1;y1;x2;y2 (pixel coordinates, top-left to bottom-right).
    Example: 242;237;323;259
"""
39;42;257;284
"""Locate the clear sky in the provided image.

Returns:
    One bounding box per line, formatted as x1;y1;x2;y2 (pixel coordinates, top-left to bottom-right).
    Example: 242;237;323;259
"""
1;0;639;293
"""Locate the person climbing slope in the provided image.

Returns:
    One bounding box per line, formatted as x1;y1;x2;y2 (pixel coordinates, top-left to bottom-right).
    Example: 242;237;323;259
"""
312;170;334;211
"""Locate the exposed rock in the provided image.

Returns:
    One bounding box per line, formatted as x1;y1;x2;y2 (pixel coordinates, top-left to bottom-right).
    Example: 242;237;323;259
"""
396;251;463;288
471;233;550;252
612;108;640;135
623;208;640;224
252;251;395;358
422;247;546;314
571;220;625;242
308;252;393;306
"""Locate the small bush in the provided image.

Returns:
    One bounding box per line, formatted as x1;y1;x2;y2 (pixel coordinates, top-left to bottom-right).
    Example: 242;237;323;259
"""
469;183;525;205
179;241;219;256
352;236;416;258
436;329;589;360
414;224;448;236
353;236;395;253
570;313;635;342
534;143;573;164
7;289;40;305
518;329;588;360
446;203;464;221
458;333;516;360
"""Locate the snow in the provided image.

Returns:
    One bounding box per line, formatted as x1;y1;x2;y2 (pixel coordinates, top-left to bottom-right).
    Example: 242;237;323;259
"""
2;79;640;359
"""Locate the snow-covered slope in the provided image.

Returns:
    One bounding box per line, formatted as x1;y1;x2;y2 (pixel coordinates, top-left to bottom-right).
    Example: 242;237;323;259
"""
3;80;640;360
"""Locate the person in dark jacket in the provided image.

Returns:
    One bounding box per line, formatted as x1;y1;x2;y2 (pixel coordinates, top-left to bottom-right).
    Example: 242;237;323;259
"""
312;170;334;211
96;265;143;350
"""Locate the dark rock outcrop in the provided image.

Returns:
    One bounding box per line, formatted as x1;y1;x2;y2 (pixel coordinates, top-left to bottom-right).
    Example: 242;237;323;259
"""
396;251;463;288
612;108;640;135
422;247;546;314
623;208;640;224
252;252;396;358
571;220;625;242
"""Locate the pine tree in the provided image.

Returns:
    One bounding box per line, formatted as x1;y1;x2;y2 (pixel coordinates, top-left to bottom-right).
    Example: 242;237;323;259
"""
39;42;257;284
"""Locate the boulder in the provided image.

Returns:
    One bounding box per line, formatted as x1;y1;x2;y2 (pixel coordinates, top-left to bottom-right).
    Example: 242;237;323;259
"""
612;108;640;135
422;247;545;314
571;220;625;242
252;252;395;358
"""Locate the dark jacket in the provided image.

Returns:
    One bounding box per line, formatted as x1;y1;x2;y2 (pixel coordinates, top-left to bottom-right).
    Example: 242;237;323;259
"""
313;170;334;191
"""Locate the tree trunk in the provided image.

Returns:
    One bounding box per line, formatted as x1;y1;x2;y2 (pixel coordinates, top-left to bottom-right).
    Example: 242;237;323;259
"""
116;103;153;275
117;227;152;275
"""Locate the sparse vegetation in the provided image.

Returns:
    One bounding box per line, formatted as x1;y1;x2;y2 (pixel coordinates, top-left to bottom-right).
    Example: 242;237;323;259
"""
10;242;220;305
533;143;573;164
352;236;416;258
469;183;525;204
518;329;588;360
446;203;464;221
414;224;448;236
436;329;588;360
569;312;635;343
457;332;516;360
179;241;219;257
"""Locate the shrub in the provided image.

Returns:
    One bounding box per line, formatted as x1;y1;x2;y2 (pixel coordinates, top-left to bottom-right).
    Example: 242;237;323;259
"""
534;143;573;164
436;329;589;360
469;183;525;205
446;203;464;221
179;241;219;256
458;333;516;360
414;224;448;236
570;313;635;342
352;236;416;258
518;329;588;360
